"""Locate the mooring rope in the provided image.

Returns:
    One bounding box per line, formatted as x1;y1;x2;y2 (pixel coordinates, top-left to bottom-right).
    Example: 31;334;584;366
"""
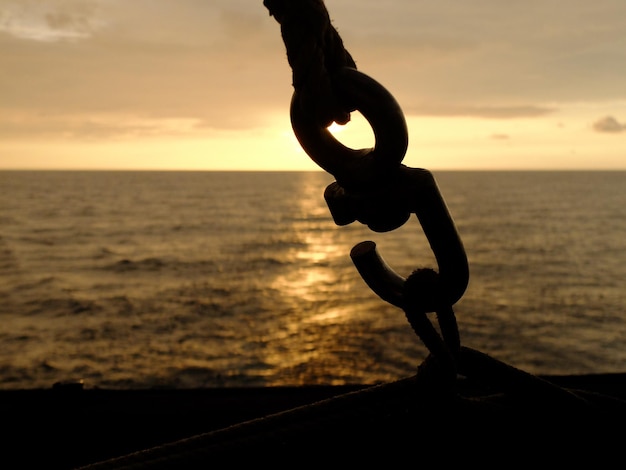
264;0;356;127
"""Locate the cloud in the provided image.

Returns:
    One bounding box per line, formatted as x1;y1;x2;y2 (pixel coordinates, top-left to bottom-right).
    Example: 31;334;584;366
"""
404;103;555;119
332;0;626;106
0;0;103;42
0;2;290;139
0;110;212;140
1;0;625;144
592;116;626;133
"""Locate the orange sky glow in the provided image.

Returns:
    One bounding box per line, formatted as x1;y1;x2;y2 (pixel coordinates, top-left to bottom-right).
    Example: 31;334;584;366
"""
1;0;625;171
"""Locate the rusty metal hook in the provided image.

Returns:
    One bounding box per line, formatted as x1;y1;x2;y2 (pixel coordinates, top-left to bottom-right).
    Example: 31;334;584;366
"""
347;167;469;309
290;67;408;190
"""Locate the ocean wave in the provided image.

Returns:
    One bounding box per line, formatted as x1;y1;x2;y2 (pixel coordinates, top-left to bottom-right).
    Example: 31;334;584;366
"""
2;171;626;390
102;257;223;274
0;244;18;270
25;296;100;316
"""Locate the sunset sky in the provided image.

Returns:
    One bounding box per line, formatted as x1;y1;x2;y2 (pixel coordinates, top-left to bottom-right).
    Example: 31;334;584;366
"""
1;0;625;171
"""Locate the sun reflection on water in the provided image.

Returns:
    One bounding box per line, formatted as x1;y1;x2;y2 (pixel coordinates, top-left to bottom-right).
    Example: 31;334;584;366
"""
236;171;432;386
271;173;347;298
304;306;353;324
261;172;389;383
271;266;337;303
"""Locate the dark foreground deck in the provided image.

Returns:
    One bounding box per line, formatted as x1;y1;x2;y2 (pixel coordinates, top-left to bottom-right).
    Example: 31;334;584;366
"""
4;371;626;468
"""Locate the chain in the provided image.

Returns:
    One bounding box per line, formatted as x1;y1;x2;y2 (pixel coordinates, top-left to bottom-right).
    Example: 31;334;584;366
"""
265;0;600;411
266;0;467;374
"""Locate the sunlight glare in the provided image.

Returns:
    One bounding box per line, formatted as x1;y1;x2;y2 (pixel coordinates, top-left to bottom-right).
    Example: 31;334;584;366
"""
327;112;375;149
327;122;345;134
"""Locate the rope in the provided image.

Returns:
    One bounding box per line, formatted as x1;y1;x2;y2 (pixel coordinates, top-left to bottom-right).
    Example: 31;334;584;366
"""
403;268;598;412
264;0;356;127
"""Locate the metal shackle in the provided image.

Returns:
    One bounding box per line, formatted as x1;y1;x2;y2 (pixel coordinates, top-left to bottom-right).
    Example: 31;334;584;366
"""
349;167;470;309
290;67;408;190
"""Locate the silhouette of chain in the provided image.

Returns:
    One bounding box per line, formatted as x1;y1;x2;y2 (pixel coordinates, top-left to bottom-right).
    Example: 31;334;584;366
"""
265;0;611;414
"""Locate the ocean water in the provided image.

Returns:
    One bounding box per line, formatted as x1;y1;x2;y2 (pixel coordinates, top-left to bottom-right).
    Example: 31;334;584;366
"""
1;170;625;390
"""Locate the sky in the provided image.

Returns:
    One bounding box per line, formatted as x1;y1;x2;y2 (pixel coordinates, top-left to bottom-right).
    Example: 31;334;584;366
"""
1;0;625;171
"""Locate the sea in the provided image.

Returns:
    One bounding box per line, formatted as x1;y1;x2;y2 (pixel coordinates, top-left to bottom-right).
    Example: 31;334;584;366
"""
1;170;625;390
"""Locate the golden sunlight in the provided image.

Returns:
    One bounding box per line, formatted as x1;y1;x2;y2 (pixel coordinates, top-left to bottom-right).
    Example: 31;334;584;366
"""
327;112;375;150
4;105;622;171
327;122;344;134
269;173;344;302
